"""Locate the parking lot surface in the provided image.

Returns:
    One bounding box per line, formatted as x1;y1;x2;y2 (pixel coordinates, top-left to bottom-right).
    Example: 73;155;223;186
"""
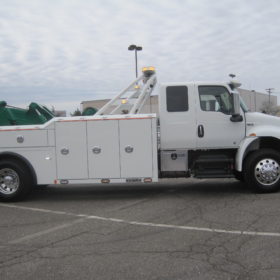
0;178;280;280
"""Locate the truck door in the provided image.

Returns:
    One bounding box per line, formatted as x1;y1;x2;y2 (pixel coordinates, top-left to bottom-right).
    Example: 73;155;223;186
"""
159;84;197;150
195;85;245;149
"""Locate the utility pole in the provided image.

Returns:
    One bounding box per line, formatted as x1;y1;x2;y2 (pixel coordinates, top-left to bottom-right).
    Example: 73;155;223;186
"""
266;88;274;114
251;90;256;112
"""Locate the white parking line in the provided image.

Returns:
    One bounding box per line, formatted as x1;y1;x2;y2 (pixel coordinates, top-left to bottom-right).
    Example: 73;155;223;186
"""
9;218;86;244
1;203;280;238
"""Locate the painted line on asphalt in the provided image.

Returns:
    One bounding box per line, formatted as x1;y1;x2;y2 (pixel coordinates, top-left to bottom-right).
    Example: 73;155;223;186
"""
9;218;86;244
1;203;280;238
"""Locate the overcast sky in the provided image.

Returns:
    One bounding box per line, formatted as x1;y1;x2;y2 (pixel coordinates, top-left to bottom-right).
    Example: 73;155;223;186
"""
0;0;280;114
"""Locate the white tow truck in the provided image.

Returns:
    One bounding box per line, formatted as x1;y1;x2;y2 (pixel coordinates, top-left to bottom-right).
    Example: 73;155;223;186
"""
1;67;280;201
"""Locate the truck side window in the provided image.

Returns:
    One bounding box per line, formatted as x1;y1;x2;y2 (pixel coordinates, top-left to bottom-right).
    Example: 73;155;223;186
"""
198;86;233;115
166;86;188;112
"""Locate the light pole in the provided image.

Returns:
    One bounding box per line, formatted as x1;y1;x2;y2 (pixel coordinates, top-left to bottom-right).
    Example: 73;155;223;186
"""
128;44;142;78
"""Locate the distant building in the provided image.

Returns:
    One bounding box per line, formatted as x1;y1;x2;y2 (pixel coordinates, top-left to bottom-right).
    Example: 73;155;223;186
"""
81;88;276;114
54;110;66;117
81;95;159;114
237;89;277;112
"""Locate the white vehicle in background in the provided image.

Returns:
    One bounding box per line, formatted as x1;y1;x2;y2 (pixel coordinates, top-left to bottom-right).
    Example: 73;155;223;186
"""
1;66;280;201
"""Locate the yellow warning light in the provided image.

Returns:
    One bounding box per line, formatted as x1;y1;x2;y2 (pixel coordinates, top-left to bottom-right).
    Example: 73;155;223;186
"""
142;66;155;72
249;133;257;137
134;85;140;89
121;99;128;104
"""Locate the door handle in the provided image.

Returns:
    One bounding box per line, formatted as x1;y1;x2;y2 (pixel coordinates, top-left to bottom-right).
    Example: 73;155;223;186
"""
198;125;204;138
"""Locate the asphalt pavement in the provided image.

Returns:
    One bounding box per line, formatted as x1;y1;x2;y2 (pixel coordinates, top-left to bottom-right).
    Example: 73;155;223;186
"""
0;178;280;280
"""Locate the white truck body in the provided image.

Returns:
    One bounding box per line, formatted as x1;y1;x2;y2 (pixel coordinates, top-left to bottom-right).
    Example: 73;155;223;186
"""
0;114;158;185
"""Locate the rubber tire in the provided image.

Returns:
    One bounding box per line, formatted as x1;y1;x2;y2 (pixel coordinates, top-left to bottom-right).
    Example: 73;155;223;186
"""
0;159;33;202
234;171;245;182
244;149;280;193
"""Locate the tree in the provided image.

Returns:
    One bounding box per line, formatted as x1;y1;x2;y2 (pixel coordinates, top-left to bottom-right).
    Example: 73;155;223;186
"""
260;101;280;116
71;108;82;116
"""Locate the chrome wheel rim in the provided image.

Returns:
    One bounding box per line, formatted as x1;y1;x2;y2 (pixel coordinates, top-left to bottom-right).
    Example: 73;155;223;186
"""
255;158;280;186
0;168;19;195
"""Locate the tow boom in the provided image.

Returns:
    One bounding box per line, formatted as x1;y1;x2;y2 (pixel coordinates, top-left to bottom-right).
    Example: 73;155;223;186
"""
95;67;157;115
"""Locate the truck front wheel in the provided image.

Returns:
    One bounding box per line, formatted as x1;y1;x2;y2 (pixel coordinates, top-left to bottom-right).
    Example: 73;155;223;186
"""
0;160;33;201
244;149;280;193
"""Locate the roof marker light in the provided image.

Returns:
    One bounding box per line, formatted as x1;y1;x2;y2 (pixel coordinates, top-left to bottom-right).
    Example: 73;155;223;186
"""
142;66;155;72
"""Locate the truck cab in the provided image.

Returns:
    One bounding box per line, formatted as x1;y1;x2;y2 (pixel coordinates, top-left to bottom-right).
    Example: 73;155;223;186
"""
160;82;245;150
159;81;280;192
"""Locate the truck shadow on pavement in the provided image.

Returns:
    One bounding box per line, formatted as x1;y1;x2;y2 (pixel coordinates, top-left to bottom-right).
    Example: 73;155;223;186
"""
27;179;254;202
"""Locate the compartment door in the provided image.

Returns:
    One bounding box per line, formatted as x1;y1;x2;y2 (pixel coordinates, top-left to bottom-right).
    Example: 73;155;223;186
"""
55;121;88;179
87;120;120;179
120;119;153;178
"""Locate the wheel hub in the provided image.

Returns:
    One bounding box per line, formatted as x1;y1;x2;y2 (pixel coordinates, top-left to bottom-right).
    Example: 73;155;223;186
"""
255;159;280;186
4;175;13;186
0;168;19;195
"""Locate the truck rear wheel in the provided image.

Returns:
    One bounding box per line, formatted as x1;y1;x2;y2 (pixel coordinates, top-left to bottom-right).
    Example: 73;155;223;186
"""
244;149;280;193
0;159;33;201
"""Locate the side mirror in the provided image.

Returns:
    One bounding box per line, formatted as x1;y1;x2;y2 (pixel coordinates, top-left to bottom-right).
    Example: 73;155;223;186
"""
230;114;243;122
230;92;243;122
